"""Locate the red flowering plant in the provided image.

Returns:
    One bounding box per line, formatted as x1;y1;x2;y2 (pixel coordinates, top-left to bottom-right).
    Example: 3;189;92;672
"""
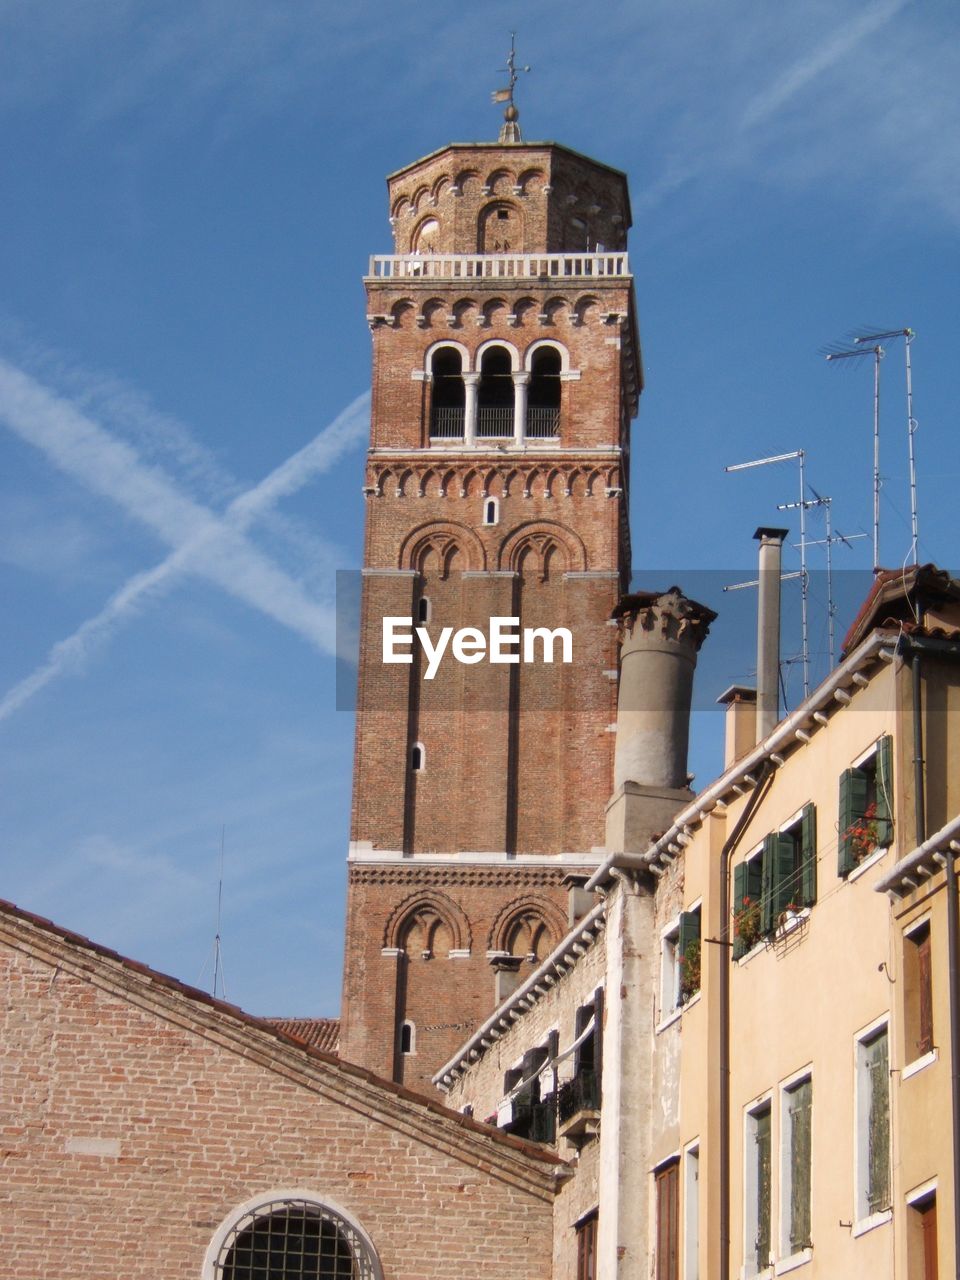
733;896;762;950
679;938;701;1000
844;802;881;864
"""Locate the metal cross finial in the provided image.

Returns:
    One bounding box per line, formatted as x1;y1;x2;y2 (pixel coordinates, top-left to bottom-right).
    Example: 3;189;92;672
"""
492;33;530;142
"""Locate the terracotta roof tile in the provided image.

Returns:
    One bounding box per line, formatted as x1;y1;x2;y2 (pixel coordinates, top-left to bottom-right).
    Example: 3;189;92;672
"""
264;1017;340;1054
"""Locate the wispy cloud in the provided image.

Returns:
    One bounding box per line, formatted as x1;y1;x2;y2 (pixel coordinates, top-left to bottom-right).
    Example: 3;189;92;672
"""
739;0;908;130
0;359;368;720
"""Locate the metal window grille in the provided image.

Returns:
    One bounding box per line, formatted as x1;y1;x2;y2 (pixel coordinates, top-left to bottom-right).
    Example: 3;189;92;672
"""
429;406;464;439
526;407;560;438
476;407;514;437
215;1200;379;1280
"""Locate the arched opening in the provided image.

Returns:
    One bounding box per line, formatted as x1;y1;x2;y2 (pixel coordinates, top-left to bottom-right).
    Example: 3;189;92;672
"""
478;201;523;253
429;347;465;440
527;348;562;438
505;912;552;966
477;347;514;439
400;1020;416;1054
483;497;499;526
411;743;424;772
417;596;430;624
213;1198;382;1280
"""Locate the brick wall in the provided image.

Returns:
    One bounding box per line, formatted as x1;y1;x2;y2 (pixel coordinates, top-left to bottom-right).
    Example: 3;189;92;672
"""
0;907;558;1280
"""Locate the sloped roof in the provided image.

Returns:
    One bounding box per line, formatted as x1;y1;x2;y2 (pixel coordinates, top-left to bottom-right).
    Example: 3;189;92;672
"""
264;1017;340;1054
0;896;565;1189
842;564;960;656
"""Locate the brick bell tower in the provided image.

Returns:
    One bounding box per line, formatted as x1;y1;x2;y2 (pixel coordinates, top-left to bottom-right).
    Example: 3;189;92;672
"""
338;107;642;1093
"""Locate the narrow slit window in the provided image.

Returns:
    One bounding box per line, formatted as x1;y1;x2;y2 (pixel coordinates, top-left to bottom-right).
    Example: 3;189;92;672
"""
417;596;430;624
411;744;424;772
483;497;499;526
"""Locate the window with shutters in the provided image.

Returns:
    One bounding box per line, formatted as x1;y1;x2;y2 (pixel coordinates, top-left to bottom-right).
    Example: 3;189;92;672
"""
856;1023;892;1225
655;1158;680;1280
780;1075;813;1258
745;1102;772;1276
660;920;682;1019
732;848;764;960
733;809;817;959
904;919;935;1066
575;1210;598;1280
679;906;702;1004
839;735;894;877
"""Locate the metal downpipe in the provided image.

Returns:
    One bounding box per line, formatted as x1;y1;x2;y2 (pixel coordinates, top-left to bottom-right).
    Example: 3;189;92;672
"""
719;762;775;1280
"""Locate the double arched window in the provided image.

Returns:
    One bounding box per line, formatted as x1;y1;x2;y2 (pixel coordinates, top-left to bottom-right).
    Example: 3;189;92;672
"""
206;1194;383;1280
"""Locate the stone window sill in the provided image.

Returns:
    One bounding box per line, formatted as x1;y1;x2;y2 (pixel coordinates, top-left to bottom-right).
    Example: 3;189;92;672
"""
902;1048;938;1080
852;1209;892;1238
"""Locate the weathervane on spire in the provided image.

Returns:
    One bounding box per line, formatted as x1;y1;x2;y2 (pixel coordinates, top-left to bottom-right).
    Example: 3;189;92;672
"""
491;33;530;143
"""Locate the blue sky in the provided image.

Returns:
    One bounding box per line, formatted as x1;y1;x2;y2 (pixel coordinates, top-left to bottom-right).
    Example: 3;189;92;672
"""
0;0;957;1017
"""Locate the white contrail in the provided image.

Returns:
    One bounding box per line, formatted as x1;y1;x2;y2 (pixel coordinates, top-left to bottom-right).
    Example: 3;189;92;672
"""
0;364;369;721
740;0;907;130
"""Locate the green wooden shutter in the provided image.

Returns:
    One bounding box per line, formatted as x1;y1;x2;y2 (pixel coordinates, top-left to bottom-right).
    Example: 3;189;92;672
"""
789;1079;813;1251
733;861;748;960
678;910;701;1000
773;834;799;919
678;910;700;954
747;856;764;902
761;833;780;934
839;767;869;876
867;1031;891;1213
875;734;894;847
800;804;817;907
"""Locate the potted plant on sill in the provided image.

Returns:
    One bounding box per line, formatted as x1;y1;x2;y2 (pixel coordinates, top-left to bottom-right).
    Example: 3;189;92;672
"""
777;902;802;935
679;938;701;1002
845;801;881;864
733;896;762;951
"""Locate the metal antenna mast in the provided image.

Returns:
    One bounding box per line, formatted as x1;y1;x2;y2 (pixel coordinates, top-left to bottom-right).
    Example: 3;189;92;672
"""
854;328;919;564
726;450;810;697
824;339;885;572
784;489;866;669
212;825;226;1001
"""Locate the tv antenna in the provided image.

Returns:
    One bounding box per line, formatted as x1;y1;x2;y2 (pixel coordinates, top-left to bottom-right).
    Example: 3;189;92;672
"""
784;489;867;669
823;341;883;572
725;450;811;698
854;328;919;565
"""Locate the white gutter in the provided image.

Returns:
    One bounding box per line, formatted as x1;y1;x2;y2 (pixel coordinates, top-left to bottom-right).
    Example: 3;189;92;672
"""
587;628;899;891
432;898;606;1089
875;813;960;896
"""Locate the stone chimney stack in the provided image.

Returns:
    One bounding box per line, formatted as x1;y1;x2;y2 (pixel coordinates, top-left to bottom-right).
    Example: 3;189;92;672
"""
754;528;787;742
605;588;716;854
